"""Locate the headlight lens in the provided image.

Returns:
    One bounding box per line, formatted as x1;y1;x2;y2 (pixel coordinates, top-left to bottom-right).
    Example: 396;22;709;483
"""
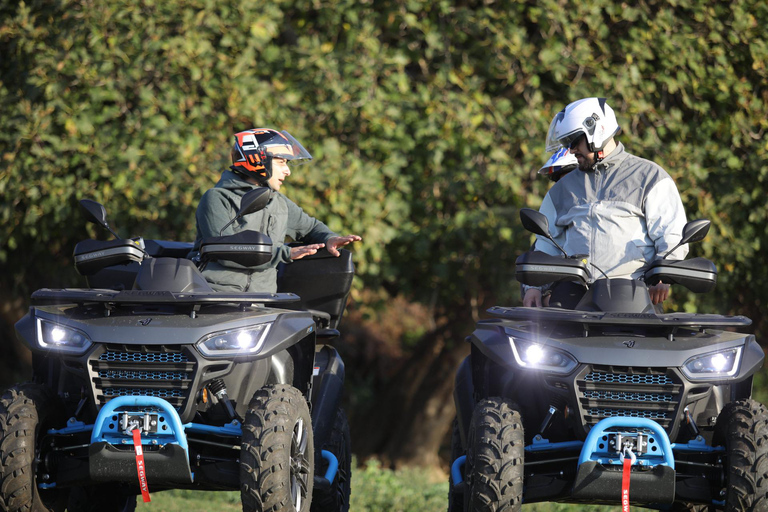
509;337;578;374
37;318;92;354
682;347;742;381
196;323;272;358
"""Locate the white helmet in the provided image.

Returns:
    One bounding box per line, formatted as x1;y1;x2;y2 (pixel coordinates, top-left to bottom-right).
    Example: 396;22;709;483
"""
547;97;621;152
538;147;578;181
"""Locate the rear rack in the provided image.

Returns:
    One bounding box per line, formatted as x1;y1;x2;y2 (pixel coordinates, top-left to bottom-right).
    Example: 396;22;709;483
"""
31;289;300;318
487;306;752;330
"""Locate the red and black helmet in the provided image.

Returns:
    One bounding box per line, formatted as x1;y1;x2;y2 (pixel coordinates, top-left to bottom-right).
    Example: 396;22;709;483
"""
230;128;312;182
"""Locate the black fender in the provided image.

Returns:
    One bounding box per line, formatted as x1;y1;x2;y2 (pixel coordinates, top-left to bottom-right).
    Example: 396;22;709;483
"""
453;355;474;451
310;345;345;449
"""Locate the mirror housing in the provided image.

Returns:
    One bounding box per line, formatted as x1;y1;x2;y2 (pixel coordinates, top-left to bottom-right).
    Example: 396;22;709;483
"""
519;208;567;257
662;219;711;258
238;187;272;218
520;208;550;237
79;199;121;239
80;199;109;228
218;187;272;236
680;219;711;245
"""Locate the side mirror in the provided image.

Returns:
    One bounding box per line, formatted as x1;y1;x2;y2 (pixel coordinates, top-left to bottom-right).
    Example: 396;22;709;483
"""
219;187;272;235
662;219;711;258
520;208;551;238
238;187;272;218
680;219;711;245
79;199;121;239
519;208;567;257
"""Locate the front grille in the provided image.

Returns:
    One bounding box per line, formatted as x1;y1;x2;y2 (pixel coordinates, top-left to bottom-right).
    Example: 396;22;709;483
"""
581;390;675;402
577;365;682;432
585;408;670;420
103;388;186;399
99;351;188;363
90;345;195;410
583;372;674;385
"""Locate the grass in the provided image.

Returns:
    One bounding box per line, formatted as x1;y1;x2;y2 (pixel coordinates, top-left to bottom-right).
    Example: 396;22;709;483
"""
135;457;614;511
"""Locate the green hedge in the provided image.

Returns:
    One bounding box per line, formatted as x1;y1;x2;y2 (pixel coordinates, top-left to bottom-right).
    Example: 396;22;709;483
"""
3;0;766;320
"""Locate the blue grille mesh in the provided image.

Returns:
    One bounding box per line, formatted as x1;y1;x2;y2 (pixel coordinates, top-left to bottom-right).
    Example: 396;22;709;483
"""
582;390;674;402
104;388;184;399
99;351;188;363
583;372;673;385
586;408;669;420
98;370;189;381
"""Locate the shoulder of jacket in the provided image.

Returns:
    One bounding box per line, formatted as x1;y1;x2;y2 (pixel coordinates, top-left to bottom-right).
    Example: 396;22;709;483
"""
620;151;673;179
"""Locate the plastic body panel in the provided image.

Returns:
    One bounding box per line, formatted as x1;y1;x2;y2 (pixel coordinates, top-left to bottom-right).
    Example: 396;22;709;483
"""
74;239;144;276
645;257;717;293
310;345;346;451
277;249;355;329
515;251;589;287
199;230;273;267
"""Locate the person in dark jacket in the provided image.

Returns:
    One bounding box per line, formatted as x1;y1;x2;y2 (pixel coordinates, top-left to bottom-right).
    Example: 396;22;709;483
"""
193;128;361;292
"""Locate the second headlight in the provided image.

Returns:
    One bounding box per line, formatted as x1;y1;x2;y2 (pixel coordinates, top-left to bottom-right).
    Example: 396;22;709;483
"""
681;346;742;381
509;337;578;374
196;323;272;358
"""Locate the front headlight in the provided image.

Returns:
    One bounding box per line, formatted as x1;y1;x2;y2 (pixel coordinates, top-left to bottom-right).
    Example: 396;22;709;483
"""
681;346;742;381
37;318;92;354
196;323;272;358
509;337;578;374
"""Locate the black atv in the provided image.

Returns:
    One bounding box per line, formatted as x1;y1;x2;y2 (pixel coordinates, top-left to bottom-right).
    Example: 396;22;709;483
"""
0;188;352;512
448;208;766;511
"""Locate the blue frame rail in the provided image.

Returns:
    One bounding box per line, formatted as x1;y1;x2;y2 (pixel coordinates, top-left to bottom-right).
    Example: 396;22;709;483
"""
578;417;675;469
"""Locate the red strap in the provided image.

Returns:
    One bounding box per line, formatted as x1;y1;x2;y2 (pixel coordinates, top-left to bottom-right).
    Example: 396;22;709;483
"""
621;457;631;512
132;429;152;503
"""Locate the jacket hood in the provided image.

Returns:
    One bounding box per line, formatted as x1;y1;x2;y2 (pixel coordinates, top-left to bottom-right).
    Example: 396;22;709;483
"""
215;169;260;191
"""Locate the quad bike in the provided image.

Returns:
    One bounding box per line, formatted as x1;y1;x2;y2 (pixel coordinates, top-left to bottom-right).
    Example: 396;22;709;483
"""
0;188;352;512
448;208;767;511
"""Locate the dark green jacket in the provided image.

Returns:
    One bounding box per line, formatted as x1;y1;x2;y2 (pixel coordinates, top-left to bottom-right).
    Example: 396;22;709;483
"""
193;170;337;293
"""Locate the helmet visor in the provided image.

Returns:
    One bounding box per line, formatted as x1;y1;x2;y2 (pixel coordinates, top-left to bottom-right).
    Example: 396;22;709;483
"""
538;147;578;175
545;111;565;153
557;130;587;150
261;131;313;165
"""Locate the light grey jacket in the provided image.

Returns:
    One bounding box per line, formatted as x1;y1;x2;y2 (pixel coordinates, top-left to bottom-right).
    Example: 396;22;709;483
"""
193;170;337;293
530;143;688;288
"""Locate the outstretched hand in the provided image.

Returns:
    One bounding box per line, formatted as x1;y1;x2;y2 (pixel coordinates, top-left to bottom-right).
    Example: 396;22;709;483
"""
290;243;325;260
325;235;362;257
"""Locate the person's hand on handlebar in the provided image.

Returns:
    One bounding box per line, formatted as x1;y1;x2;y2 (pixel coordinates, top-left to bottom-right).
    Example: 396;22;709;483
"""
523;288;543;307
648;283;670;304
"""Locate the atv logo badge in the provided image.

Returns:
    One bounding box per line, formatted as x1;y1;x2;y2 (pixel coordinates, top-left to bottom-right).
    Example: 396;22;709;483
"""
623;340;635;348
138;318;152;326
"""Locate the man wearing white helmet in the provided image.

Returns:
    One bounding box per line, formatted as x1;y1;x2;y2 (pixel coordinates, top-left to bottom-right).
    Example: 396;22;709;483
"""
523;97;688;308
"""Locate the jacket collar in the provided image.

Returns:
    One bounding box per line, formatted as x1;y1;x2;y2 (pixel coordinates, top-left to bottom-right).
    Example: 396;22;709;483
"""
595;142;628;172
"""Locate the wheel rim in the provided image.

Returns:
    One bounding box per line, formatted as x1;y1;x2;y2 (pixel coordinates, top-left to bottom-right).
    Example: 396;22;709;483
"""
290;418;310;511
